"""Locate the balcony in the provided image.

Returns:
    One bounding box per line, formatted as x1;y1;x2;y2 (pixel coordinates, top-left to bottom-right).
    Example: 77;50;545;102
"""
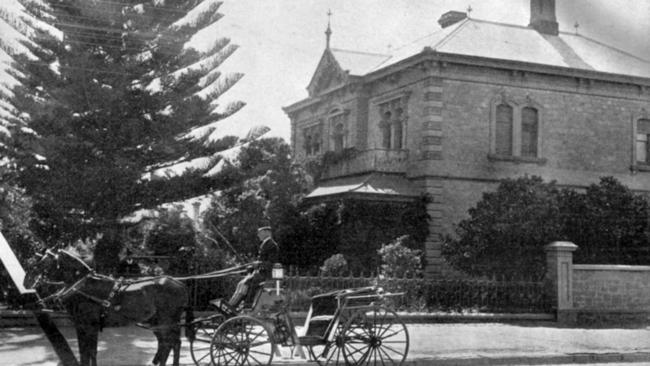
323;149;409;179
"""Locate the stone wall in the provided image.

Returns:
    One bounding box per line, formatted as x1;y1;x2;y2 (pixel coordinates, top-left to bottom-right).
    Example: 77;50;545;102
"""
546;243;650;325
573;265;650;312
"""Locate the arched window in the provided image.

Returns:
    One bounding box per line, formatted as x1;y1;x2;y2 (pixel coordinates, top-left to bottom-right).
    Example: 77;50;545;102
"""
636;119;650;164
521;107;539;157
381;111;392;149
490;95;544;162
333;123;344;151
312;132;321;154
393;108;404;149
302;122;323;156
328;110;347;152
304;134;312;155
495;104;513;155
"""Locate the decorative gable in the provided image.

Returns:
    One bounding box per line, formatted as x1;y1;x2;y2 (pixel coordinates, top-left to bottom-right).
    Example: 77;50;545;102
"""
307;49;348;97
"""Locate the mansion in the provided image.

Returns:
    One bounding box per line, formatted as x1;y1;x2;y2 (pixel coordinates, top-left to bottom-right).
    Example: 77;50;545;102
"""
283;0;650;275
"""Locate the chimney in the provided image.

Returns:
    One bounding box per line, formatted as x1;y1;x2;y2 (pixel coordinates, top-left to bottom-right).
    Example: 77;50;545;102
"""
438;11;467;28
529;0;559;35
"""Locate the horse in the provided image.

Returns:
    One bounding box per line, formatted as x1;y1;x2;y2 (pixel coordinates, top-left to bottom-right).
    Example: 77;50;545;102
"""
23;248;195;366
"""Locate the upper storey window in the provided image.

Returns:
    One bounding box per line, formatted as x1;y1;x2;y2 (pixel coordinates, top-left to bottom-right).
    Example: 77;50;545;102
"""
303;123;322;156
490;95;544;163
379;98;407;149
521;107;539;158
636;119;650;164
495;104;513;156
329;109;349;152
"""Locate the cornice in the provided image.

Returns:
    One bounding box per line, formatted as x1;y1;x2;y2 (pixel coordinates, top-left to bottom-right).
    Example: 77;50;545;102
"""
283;97;322;115
362;49;650;90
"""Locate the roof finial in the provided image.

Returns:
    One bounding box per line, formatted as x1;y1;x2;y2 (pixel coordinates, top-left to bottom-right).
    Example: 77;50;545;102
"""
574;21;580;35
325;9;333;49
466;5;473;18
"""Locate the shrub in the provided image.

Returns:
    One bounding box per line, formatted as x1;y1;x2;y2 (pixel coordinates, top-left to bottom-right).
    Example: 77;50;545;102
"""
442;176;564;279
378;236;422;278
443;175;650;279
320;254;348;276
561;177;650;264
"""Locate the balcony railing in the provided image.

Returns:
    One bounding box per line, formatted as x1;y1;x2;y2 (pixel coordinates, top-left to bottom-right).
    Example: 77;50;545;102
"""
323;149;409;178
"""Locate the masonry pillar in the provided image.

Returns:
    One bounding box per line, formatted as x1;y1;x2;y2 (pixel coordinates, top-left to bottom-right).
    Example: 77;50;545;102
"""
545;241;578;324
421;178;444;277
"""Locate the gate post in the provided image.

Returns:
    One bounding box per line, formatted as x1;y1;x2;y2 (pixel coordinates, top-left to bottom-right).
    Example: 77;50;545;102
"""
545;241;577;324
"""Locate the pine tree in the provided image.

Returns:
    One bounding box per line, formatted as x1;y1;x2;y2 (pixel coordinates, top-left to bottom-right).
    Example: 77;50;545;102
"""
4;0;261;266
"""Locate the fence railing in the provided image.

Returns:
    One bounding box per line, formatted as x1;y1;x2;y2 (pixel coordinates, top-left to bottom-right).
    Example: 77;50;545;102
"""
188;273;552;314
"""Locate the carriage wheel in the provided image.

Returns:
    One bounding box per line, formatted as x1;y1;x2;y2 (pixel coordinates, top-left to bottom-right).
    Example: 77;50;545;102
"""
307;322;346;366
210;316;274;366
190;314;225;366
341;307;409;366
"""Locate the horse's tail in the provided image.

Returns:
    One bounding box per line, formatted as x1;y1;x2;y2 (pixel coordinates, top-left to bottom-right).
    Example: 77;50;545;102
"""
185;306;195;342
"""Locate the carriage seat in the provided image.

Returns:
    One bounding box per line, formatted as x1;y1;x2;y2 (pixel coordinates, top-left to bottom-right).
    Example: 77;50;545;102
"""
250;286;285;313
209;298;238;317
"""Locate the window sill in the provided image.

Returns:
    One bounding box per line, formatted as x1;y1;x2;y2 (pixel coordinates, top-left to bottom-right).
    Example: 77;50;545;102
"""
488;153;547;165
631;163;650;172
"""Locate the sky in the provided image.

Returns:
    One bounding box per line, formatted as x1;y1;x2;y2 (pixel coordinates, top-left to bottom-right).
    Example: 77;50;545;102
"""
203;0;650;143
2;0;649;143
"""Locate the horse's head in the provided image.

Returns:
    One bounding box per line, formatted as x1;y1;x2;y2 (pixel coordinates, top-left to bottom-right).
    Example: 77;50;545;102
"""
23;248;93;289
23;249;58;289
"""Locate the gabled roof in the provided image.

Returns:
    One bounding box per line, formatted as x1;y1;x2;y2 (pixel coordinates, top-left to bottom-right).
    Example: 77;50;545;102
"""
353;18;650;79
330;48;392;76
306;49;348;96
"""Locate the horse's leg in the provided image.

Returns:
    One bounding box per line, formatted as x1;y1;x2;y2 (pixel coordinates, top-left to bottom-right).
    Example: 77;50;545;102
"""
75;323;99;366
70;300;101;366
171;326;181;366
75;325;89;366
88;330;98;366
152;331;162;366
156;330;172;366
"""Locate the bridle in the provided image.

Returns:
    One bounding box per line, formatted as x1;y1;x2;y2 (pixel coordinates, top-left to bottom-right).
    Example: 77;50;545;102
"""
33;249;120;309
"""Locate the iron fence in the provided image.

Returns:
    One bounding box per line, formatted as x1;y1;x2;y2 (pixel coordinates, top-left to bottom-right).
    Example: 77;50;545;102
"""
188;272;551;314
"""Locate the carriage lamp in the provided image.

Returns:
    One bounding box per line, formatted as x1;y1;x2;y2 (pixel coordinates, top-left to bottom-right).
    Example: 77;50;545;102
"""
272;263;284;296
272;263;284;280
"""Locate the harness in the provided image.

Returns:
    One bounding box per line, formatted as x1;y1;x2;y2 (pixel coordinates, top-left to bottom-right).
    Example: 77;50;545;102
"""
39;272;125;309
35;250;252;310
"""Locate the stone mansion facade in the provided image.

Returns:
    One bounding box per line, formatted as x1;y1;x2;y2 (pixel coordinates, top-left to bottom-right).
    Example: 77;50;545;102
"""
283;0;650;275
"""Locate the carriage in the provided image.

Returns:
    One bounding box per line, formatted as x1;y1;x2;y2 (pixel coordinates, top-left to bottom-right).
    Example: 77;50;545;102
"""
23;248;410;366
188;274;410;366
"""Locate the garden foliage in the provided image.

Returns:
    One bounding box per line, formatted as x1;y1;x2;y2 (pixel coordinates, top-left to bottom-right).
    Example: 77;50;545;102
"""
320;254;349;276
443;176;650;278
378;236;422;278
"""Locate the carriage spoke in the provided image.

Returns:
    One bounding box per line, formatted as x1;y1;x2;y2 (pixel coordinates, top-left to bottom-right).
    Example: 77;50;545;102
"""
379;328;404;340
195;350;211;363
247;351;265;365
378;345;396;365
326;346;340;364
346;343;370;358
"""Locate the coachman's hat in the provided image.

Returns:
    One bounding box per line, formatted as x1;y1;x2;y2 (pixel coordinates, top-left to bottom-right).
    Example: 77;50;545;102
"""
257;226;272;232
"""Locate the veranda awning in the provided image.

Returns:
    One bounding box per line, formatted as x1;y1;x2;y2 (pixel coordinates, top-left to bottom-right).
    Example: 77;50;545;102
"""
305;173;420;202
